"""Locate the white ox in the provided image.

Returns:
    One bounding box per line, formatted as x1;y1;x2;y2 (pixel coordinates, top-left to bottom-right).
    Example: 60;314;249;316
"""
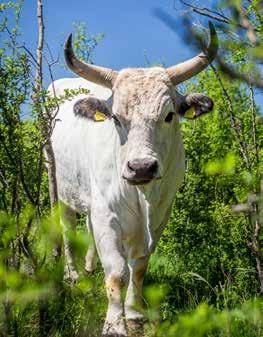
49;23;218;337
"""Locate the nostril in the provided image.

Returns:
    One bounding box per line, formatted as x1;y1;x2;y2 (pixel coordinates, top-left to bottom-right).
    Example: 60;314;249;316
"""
127;161;135;172
149;160;158;174
127;159;144;172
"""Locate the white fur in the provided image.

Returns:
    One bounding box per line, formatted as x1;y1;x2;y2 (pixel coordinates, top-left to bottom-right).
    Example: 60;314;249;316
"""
49;75;185;336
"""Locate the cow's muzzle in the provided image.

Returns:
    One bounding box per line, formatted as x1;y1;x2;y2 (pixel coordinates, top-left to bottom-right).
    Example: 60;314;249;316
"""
122;158;159;185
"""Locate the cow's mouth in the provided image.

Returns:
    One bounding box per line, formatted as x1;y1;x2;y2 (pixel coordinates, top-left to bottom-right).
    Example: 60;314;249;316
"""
125;178;152;186
123;175;163;185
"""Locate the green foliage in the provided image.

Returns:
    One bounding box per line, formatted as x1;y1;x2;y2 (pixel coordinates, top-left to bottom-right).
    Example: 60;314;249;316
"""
148;66;262;321
72;22;104;63
205;152;236;175
0;4;106;336
152;299;263;337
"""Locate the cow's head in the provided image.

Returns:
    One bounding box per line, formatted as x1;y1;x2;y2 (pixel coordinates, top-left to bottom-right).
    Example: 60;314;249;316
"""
64;23;218;186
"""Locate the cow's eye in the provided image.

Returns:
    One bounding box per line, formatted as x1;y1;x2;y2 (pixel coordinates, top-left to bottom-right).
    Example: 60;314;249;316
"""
165;111;174;123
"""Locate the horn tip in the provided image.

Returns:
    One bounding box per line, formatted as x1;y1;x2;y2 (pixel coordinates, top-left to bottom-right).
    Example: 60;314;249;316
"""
64;33;73;50
208;21;216;36
207;21;218;60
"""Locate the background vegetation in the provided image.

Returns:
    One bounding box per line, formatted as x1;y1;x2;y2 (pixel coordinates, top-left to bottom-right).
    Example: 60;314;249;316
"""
0;1;262;336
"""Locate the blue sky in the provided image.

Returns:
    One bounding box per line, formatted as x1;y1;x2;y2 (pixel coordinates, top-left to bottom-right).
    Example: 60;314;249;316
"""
18;0;192;82
3;0;263;109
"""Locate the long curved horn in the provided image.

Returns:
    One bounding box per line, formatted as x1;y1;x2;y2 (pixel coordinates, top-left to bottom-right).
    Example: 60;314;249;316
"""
167;22;218;85
64;34;118;88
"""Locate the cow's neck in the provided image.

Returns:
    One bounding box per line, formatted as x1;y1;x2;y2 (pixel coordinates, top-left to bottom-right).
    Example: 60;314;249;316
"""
117;125;185;253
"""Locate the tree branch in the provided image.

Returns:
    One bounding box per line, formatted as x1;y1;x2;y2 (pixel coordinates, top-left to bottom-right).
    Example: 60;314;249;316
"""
210;64;251;171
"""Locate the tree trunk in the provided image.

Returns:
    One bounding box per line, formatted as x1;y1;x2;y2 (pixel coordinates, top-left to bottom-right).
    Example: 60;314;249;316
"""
34;0;61;334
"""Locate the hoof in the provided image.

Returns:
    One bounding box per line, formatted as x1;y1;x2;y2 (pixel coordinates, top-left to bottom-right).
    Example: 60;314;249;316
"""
102;334;127;337
64;268;79;284
84;263;96;274
102;321;127;337
85;248;97;274
126;319;145;337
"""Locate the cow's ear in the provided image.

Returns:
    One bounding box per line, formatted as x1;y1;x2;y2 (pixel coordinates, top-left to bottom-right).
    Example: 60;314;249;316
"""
178;93;214;119
74;97;112;122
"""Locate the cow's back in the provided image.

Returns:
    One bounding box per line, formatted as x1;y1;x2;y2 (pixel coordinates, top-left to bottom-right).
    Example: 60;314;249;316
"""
49;78;113;213
48;77;112;100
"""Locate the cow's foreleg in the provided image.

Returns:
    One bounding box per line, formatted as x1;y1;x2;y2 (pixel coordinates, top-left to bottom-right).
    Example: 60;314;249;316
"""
125;256;149;325
92;216;128;337
60;203;79;283
84;215;98;273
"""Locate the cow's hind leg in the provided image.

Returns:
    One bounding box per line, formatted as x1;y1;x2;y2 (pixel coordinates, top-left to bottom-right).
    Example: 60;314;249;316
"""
84;215;98;273
125;256;149;335
60;203;79;283
92;214;128;337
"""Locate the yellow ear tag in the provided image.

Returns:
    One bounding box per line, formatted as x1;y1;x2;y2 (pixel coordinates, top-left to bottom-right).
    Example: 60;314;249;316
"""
184;106;196;119
94;110;107;122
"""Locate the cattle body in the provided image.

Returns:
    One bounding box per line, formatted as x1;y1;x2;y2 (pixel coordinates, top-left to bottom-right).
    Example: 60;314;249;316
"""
50;23;218;337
